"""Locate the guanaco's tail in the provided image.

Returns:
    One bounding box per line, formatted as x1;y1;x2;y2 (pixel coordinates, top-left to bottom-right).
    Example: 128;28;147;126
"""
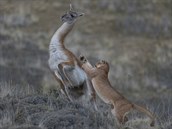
133;104;155;126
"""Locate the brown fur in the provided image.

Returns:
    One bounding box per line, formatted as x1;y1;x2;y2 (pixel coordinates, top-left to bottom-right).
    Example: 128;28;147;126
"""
80;56;155;126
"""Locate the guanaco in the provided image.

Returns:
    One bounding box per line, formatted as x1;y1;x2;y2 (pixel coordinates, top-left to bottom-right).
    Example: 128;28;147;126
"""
80;55;155;126
48;10;96;103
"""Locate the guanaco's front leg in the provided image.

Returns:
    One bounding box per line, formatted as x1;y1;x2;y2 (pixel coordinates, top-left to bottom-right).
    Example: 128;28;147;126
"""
58;61;76;87
52;71;70;100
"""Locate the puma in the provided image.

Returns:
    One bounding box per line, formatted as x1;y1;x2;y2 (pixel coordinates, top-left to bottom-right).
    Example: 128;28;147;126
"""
80;56;155;126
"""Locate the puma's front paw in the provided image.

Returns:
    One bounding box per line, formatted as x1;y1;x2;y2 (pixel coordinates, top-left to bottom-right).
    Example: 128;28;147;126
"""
79;55;87;63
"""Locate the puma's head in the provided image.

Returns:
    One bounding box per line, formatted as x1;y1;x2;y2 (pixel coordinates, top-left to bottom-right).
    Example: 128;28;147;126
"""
95;60;109;73
61;11;84;24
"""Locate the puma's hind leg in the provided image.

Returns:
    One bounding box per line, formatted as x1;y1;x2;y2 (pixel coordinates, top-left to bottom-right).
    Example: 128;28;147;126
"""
123;115;128;123
116;113;128;124
113;103;132;124
111;107;126;125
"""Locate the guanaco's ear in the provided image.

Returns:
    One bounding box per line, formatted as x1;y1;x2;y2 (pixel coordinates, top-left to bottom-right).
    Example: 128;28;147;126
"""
61;14;69;22
61;11;84;23
69;11;84;17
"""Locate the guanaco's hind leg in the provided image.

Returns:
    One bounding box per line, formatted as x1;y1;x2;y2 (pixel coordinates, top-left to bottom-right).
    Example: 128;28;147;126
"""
50;70;67;96
52;62;75;101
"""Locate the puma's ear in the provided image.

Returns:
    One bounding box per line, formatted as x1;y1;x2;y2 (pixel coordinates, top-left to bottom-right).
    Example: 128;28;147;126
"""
101;60;108;64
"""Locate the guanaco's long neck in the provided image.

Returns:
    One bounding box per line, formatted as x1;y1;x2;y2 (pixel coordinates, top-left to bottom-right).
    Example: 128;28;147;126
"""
50;22;75;49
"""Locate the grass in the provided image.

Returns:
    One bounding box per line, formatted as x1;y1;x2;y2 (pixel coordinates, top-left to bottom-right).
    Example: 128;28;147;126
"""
0;83;171;129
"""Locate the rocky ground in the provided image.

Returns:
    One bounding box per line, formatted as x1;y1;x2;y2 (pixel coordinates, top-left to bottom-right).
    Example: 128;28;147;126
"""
0;0;172;129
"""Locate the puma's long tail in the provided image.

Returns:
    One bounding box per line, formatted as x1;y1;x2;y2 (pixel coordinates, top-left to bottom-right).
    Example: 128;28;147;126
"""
133;104;155;126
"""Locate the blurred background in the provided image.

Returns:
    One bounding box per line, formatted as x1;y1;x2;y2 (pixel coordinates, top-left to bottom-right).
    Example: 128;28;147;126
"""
0;0;172;128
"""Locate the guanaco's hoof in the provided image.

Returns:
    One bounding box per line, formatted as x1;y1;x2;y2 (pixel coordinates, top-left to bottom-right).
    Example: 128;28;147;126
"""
150;121;155;127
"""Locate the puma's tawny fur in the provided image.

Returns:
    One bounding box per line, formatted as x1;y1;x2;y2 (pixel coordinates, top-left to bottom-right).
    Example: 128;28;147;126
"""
80;56;155;126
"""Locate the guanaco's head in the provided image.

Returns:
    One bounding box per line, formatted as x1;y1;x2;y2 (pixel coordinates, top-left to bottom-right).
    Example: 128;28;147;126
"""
95;60;110;73
61;11;84;24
